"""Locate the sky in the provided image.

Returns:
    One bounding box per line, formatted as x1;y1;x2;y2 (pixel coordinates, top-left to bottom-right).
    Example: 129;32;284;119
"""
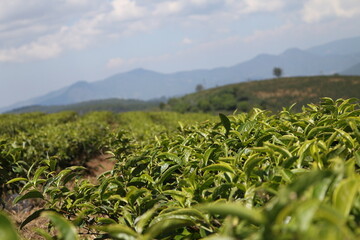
1;0;360;108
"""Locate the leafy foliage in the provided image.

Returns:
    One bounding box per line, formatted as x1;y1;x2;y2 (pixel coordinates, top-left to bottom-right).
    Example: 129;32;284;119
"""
2;98;360;239
0;111;213;197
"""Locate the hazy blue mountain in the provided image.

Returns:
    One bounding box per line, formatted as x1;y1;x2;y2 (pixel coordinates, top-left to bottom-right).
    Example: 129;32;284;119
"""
0;81;96;112
92;68;194;99
341;62;360;75
230;48;360;78
2;35;360;113
307;35;360;56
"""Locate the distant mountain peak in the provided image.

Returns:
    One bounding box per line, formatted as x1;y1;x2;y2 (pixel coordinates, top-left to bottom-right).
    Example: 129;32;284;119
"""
251;53;272;61
283;48;303;55
71;80;90;87
308;35;360;56
128;68;154;74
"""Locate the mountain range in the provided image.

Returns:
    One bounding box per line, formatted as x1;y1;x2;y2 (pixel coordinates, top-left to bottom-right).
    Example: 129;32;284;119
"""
2;35;360;113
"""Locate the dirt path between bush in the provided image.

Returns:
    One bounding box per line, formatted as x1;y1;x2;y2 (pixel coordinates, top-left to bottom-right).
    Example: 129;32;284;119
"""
6;154;116;240
85;153;116;180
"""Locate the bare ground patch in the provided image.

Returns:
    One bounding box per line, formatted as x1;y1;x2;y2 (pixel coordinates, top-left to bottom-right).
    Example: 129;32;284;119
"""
85;154;115;183
255;87;317;100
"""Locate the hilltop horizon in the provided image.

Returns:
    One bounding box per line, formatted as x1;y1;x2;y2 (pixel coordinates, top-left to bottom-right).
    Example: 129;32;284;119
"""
1;34;360;113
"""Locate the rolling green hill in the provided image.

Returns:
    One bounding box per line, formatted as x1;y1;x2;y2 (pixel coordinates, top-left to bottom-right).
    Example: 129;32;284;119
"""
7;98;160;114
167;75;360;113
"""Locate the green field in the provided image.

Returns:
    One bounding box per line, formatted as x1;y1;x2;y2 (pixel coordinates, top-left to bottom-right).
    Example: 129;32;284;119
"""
1;98;360;239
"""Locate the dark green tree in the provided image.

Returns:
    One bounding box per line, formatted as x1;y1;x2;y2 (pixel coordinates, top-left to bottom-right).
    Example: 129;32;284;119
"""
273;67;283;78
195;84;204;92
159;102;166;110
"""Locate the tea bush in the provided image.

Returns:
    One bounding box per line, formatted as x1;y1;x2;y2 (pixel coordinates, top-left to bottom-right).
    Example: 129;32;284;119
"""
4;98;359;239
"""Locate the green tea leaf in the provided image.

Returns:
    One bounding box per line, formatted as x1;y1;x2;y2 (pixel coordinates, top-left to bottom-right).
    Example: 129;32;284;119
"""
127;187;148;206
244;154;263;177
219;113;231;135
97;217;117;225
6;177;28;184
334;128;356;148
0;211;20;240
264;143;292;158
202;163;235;174
158;152;183;165
144;218;195;240
198;202;264;225
134;206;158;234
33;166;48;184
306;126;333;139
20;209;48;229
42;211;78;240
13;190;44;204
34;228;53;240
332;177;359;217
203;148;215;166
288;171;333;196
294;199;320;232
95;224;138;240
157;165;180;184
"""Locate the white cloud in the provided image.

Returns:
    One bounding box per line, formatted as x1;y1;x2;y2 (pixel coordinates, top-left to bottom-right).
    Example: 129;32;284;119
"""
225;0;284;14
302;0;360;23
107;57;126;68
0;14;102;62
242;0;284;13
182;37;193;44
0;42;61;62
110;0;146;21
0;0;149;62
152;0;227;17
0;0;359;64
153;1;185;16
0;0;292;63
188;0;209;5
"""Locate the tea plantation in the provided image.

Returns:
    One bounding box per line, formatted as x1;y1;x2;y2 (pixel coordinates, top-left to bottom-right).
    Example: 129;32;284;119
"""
1;98;359;239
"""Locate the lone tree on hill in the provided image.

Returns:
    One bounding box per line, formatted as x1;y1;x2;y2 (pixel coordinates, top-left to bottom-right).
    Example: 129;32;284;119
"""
195;84;204;92
273;67;283;78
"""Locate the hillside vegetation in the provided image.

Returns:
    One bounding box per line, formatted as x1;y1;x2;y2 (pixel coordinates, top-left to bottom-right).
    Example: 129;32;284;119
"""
1;98;360;239
168;75;360;113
